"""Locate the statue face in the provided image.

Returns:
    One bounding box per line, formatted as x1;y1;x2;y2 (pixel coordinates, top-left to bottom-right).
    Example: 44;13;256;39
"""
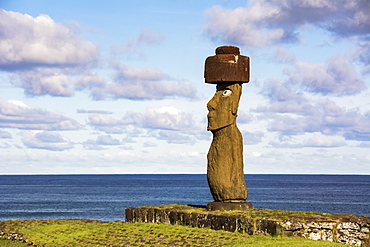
207;83;242;131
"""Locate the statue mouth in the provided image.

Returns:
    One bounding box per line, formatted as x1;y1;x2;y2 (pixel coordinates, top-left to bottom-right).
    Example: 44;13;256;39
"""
207;111;217;117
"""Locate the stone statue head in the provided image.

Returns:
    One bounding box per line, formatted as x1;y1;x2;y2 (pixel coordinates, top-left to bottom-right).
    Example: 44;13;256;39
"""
207;83;242;131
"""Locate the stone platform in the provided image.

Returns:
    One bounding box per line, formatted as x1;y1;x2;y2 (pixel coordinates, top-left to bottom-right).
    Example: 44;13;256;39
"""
125;204;370;246
207;201;253;211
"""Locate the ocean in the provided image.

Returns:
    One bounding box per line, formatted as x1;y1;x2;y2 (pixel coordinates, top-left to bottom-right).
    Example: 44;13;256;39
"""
0;174;369;221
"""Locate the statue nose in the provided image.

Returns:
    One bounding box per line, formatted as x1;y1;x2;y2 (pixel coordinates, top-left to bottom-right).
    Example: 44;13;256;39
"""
207;96;218;111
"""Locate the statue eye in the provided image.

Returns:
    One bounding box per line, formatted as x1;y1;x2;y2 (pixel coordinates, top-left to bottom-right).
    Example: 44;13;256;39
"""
222;89;232;97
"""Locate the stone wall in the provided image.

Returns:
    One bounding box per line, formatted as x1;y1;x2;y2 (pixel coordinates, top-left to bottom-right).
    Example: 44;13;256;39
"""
282;220;369;246
125;206;370;246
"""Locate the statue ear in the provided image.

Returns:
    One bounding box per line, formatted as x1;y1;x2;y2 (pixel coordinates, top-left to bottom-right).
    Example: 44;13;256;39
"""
231;84;241;116
231;101;238;115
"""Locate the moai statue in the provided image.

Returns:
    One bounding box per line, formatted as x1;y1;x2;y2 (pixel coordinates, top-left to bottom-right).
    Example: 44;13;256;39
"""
204;46;253;211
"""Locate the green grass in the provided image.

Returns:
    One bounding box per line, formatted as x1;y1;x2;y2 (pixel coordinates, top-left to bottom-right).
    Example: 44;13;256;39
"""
0;239;29;246
0;219;345;246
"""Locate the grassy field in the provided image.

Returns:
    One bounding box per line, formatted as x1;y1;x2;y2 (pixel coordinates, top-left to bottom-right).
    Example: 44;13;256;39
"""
0;219;346;246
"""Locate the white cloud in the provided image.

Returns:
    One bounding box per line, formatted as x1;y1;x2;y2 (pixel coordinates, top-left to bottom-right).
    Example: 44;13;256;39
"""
303;134;346;148
0;9;101;98
96;135;121;145
21;130;74;151
123;106;205;144
14;68;74;96
143;141;157;147
82;135;121;150
0;9;99;69
87;106;205;145
203;0;370;47
0;130;12;139
251;152;261;157
243;131;264;145
155;130;196;144
123;106;197;131
82;139;104;150
260;78;307;103
89;114;119;125
90;64;197;100
285;56;366;96
237;110;254;124
342;110;370;141
77;109;113;114
204;4;290;47
267;134;346;149
272;47;296;63
322;0;370;36
256;94;370;143
115;65;168;82
352;39;370;74
88;114;123;133
142;106;185;130
75;70;107;91
0;9;197;101
114;29;165;59
254;45;370;144
89;113;120;127
0;98;83;130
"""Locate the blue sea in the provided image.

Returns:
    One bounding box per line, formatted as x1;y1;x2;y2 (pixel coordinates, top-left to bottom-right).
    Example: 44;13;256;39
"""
0;174;369;222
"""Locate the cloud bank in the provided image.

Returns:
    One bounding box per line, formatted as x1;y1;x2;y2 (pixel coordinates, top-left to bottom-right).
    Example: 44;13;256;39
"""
204;0;370;46
22;131;74;151
85;64;198;100
1;9;195;100
0;9;99;70
0;99;83;130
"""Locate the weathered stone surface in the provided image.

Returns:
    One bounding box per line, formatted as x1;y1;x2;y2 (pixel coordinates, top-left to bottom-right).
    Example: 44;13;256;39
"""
281;219;370;246
215;46;240;55
206;83;247;202
207;201;253;211
205;46;249;84
281;220;304;231
125;206;254;234
206;120;247;201
255;219;282;236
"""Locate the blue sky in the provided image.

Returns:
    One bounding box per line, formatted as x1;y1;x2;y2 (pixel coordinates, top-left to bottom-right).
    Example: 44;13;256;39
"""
1;0;369;174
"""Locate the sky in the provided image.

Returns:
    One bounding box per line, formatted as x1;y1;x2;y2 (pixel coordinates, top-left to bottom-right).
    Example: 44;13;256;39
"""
0;0;369;174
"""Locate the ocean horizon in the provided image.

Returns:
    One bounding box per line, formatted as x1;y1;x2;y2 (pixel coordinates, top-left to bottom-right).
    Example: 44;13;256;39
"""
1;174;369;221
